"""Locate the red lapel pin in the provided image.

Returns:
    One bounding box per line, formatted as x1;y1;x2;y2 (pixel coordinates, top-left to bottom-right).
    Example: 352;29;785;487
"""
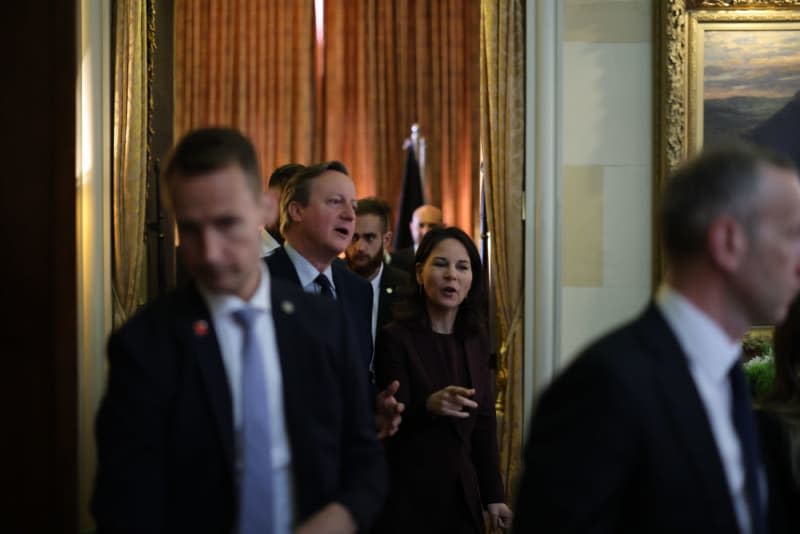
193;320;209;337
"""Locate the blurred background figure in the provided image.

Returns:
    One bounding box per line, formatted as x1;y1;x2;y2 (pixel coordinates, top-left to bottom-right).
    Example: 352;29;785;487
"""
374;226;512;533
345;196;409;342
261;163;306;256
757;295;800;529
390;204;443;273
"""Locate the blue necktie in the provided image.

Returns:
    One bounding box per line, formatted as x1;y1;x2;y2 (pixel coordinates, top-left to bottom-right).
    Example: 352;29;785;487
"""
315;273;334;299
729;361;768;534
232;307;274;534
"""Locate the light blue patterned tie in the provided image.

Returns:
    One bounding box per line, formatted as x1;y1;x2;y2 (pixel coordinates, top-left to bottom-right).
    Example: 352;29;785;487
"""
232;307;274;534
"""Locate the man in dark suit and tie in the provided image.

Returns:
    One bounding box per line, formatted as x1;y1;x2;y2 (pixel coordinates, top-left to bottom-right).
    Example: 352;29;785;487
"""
345;196;409;341
92;128;387;533
514;143;800;533
267;162;375;378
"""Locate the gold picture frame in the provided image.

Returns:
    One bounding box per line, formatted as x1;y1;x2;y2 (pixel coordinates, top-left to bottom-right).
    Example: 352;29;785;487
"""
655;0;800;340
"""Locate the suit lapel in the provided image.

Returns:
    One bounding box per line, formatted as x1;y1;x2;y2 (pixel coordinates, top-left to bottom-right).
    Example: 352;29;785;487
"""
270;282;305;438
639;306;738;528
377;269;391;329
265;247;302;287
180;286;235;475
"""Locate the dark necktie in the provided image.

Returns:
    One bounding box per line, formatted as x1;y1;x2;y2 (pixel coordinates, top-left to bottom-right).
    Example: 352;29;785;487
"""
729;361;768;534
232;307;274;534
315;273;334;299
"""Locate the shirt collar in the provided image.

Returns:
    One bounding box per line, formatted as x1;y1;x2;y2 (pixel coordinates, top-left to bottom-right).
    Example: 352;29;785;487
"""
656;284;742;383
197;262;272;317
370;262;384;292
259;228;280;257
283;242;334;289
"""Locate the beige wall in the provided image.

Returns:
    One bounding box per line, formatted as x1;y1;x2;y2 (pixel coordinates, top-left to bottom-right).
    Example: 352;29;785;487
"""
560;0;653;365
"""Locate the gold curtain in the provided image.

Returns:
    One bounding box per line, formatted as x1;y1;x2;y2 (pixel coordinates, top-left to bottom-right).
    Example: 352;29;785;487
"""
174;0;317;181
112;0;149;328
480;0;525;499
322;0;479;234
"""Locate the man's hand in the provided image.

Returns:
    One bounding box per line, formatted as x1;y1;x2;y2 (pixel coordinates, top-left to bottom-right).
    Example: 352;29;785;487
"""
426;386;477;418
487;502;513;532
375;380;404;439
294;502;356;534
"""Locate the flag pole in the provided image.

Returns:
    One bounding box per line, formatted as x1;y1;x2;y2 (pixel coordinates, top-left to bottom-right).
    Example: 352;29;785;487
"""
404;123;426;203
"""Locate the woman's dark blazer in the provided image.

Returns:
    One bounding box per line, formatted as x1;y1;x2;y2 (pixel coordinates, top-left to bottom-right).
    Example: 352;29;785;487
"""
374;319;504;533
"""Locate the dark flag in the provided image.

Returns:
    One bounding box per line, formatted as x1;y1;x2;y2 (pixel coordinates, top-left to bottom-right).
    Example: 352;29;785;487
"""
392;146;424;250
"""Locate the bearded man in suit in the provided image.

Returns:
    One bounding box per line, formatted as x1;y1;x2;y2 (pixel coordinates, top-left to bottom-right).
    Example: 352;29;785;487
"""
514;143;800;534
345;196;409;342
92;128;387;534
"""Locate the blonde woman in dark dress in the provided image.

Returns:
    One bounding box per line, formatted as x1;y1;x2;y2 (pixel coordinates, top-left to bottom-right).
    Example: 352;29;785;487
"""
374;227;512;533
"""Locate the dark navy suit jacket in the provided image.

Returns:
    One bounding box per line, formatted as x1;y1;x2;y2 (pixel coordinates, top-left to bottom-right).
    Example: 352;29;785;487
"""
92;278;386;533
513;304;795;533
266;247;374;382
376;263;409;333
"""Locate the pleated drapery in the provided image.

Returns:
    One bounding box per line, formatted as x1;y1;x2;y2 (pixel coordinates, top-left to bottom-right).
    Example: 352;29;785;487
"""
112;0;149;328
173;0;317;183
321;0;479;234
174;0;478;235
480;0;525;499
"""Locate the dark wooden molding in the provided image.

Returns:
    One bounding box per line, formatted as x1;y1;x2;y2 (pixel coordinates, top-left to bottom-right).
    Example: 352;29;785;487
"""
1;1;78;531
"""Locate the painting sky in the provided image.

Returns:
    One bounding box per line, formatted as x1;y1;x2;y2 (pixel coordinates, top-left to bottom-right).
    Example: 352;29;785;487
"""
704;29;800;100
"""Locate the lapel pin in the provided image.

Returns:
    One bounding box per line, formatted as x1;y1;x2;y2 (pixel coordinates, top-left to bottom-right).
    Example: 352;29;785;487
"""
280;300;295;315
386;287;393;295
193;320;209;337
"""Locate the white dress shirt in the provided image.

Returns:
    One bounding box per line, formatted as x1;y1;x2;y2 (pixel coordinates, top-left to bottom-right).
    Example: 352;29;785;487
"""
368;263;383;342
260;228;280;257
283;242;336;298
656;285;759;534
198;264;293;533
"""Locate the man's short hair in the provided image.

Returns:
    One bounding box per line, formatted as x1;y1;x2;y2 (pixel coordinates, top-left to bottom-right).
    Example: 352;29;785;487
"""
279;160;349;236
162;128;262;206
660;141;797;262
269;163;305;190
355;197;392;234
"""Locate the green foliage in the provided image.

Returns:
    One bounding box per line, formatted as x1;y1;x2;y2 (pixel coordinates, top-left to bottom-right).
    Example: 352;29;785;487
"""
744;353;775;402
742;336;773;361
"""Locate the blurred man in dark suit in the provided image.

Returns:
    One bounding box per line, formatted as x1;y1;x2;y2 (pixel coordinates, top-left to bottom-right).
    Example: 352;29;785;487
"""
345;196;409;341
261;163;305;256
390;204;442;273
92;128;387;534
514;143;800;534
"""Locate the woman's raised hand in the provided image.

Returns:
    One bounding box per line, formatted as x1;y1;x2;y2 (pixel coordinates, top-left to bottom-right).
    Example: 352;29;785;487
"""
426;385;477;418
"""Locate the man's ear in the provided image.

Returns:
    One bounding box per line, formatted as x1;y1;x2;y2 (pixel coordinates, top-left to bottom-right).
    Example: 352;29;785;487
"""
707;215;747;272
287;200;303;223
383;231;393;249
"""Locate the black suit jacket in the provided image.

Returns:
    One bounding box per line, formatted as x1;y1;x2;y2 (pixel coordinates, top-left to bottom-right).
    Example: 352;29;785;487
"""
376;263;409;332
92;279;386;533
266;247;374;379
513;304;793;533
374;320;504;533
389;246;415;275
